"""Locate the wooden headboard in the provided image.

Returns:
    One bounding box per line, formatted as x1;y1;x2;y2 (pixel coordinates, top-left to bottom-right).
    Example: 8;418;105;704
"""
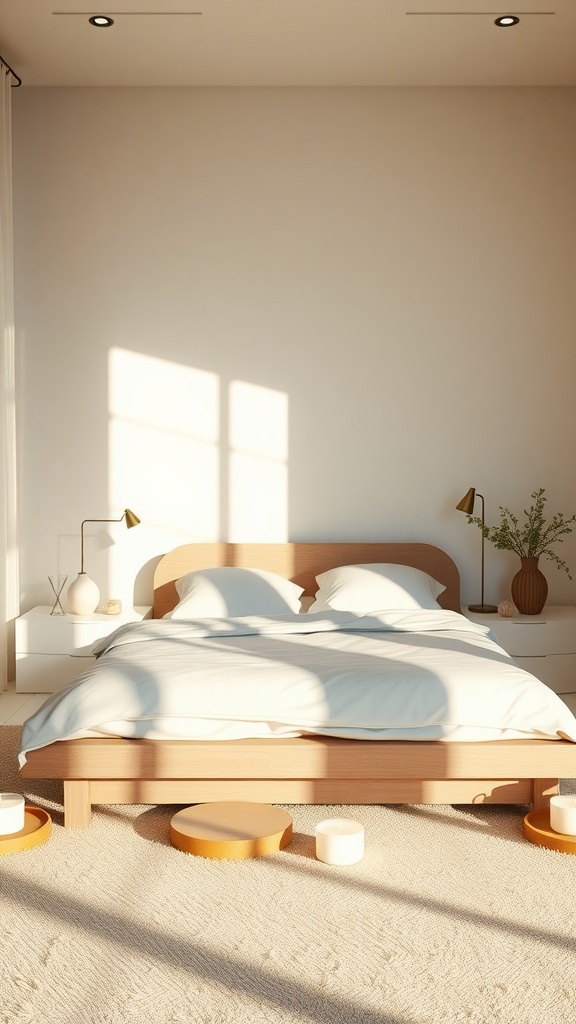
153;542;461;618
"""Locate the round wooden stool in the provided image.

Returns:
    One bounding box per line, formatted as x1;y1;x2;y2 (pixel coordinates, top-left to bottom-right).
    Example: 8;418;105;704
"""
523;808;576;855
170;801;293;860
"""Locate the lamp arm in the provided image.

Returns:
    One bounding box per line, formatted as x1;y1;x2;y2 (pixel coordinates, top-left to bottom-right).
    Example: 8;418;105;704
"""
477;492;485;609
79;513;130;574
80;519;86;574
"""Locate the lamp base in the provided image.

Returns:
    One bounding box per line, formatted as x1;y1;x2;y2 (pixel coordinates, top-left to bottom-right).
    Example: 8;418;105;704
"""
468;603;498;614
67;573;100;615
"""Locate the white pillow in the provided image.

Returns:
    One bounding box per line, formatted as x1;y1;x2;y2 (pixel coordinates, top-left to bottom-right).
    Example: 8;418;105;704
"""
307;563;445;613
165;567;304;619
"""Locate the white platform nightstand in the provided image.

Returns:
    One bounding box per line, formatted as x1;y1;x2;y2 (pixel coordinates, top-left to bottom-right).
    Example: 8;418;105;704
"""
465;605;576;712
15;605;152;693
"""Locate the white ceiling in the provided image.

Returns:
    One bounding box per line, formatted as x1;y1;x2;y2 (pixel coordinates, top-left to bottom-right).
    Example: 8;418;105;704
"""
1;1;575;89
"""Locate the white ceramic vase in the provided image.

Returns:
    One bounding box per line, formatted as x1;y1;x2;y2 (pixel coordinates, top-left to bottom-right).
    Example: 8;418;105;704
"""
67;573;100;615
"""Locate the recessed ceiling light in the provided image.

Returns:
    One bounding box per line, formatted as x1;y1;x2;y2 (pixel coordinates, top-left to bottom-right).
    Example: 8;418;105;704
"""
88;15;114;27
494;15;520;26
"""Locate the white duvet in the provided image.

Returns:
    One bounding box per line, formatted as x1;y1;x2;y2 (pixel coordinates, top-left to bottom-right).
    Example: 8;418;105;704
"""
18;609;576;765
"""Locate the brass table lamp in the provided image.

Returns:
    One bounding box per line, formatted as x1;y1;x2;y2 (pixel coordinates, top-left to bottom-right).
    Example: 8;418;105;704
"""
456;488;497;613
67;508;141;615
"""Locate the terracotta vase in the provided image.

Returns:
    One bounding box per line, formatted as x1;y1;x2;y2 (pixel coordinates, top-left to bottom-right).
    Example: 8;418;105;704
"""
511;557;548;615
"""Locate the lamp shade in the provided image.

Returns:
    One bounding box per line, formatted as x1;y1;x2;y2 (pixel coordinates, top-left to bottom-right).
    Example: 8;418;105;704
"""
456;488;476;516
124;508;140;529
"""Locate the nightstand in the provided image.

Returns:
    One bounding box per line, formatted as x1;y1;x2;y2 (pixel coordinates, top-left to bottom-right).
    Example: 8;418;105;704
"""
465;605;576;712
15;605;152;693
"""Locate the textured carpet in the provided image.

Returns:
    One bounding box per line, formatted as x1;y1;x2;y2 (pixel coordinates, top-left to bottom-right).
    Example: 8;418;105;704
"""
2;725;576;1024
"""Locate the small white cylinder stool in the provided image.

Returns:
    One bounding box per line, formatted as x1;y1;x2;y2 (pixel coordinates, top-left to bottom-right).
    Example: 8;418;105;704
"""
0;794;26;835
315;818;364;865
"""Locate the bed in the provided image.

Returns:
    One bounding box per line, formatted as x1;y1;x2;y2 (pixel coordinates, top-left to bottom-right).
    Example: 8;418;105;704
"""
19;541;576;826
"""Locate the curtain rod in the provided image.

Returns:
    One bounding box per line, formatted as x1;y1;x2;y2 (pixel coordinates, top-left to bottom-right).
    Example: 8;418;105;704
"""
0;55;22;88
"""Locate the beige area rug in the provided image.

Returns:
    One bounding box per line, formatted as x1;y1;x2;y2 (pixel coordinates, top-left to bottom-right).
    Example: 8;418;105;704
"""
2;726;576;1024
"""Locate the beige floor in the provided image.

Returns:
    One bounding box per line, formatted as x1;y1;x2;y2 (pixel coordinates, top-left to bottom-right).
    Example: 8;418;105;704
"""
0;681;49;725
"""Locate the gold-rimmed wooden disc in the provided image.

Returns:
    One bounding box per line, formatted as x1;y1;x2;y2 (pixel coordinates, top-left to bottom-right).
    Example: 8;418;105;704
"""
523;808;576;855
170;801;293;860
0;806;51;855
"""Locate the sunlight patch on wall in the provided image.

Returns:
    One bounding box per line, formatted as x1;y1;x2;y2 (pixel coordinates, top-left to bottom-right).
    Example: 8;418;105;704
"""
106;351;290;604
108;348;220;542
228;380;288;542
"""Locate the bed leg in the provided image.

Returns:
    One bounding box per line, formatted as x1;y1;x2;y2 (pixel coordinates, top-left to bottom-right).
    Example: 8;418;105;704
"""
64;781;92;827
532;778;559;810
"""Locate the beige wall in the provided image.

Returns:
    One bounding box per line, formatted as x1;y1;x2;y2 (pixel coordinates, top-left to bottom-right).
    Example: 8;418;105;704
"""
12;86;576;610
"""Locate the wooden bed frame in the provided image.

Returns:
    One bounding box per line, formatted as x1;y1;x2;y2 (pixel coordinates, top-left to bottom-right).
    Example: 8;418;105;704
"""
21;542;573;826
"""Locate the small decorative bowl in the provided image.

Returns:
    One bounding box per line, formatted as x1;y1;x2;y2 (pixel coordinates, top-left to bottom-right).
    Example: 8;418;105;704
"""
498;600;516;618
104;599;122;616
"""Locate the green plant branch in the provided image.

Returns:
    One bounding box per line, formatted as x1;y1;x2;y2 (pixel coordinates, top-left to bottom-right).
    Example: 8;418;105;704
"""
465;488;576;579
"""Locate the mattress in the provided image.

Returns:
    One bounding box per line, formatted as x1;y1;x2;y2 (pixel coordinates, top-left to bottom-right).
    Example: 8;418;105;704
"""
18;609;576;765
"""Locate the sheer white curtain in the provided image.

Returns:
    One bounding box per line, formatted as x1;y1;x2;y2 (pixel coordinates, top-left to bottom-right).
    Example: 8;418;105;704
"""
0;66;19;689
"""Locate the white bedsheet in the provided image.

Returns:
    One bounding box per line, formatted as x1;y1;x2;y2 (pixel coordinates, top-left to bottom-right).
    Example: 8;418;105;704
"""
18;609;576;765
